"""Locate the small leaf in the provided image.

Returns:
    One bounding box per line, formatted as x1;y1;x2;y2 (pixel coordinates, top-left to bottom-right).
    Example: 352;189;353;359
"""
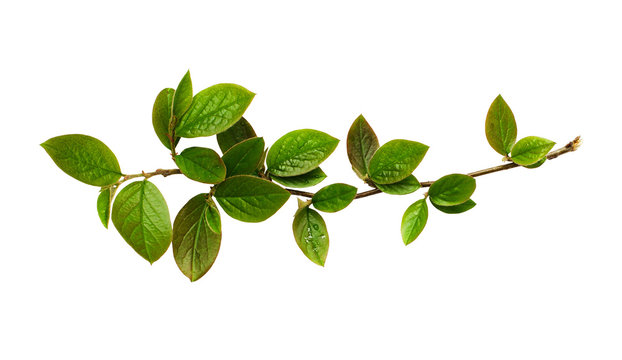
401;199;428;245
428;174;476;206
152;88;177;150
271;168;327;188
485;95;518;156
374;175;421;195
41;134;122;186
216;117;257;153
347;115;379;179
431;199;476;214
96;187;116;228
292;205;329;266
175;83;255;138
204;198;222;234
368;139;429;184
173;194;221;281
173;70;193;119
266;129;339;177
222;137;265;177
312;183;357;213
175;147;226;184
214;175;290;222
111;180;172;263
510;136;556;166
524;157;546;169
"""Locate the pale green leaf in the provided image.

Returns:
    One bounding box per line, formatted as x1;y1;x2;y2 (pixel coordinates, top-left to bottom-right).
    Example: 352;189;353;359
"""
293;205;329;266
401;199;428;245
511;136;556;166
368;139;428;184
266;129;339;177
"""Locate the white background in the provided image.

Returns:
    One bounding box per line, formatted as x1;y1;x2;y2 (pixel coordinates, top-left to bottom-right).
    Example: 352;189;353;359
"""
1;1;621;359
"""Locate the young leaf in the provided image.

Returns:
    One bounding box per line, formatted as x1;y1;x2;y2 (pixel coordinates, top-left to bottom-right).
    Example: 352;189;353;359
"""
204;198;222;234
222;137;265;177
401;199;428;245
312;183;357;213
152;88;177;150
510;136;556;166
214;175;290;222
173;194;221;281
111;180;172;263
175;83;255;138
216;117;257;153
271;168;327;188
293;205;329;266
41;134;122;186
368;139;429;184
524;157;546;169
485;95;517;156
431;199;476;214
428;174;476;206
175;147;226;184
267;129;339;177
96;187;115;228
347;115;379;179
173;70;193;118
374;175;421;195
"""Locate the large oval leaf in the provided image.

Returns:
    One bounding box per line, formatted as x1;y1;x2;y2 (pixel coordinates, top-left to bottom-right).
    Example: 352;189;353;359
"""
428;174;476;206
311;183;357;213
216;117;257;153
222;137;265;177
173;194;221;281
485;95;517;156
41;134;122;186
510;136;555;166
368;139;429;184
175;147;226;184
293;205;329;266
266;129;339;177
152;88;177;150
401;199;428;245
374;175;421;195
173;70;193;118
111;180;172;263
347;115;379;179
214;175;290;222
175;83;255;138
271;168;327;188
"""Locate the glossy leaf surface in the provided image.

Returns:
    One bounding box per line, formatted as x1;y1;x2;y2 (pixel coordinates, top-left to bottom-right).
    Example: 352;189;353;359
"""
368;139;429;184
312;183;357;213
431;199;476;214
511;136;555;166
374;175;421;195
401;199;428;245
96;187;115;228
271;168;327;188
152;88;177;149
173;70;193;118
266;129;339;177
347;115;379;178
524;157;546;169
175;147;226;184
222;137;265;177
216;117;257;153
428;174;476;206
293;205;329;266
485;95;517;156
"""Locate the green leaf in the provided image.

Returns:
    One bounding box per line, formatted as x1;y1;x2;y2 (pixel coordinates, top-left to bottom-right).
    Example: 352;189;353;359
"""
216;117;257;153
428;174;476;206
401;199;428;245
41;134;122;186
347;115;379;179
271;168;327;188
111;180;172;263
204;198;222;234
510;136;556;166
173;70;193;118
175;147;226;184
312;183;357;213
96;187;115;228
152;88;177;150
173;194;221;281
175;83;255;138
374;175;421;195
214;175;290;222
293;205;329;266
368;139;429;184
524;157;546;169
266;129;339;177
485;95;518;156
431;199;476;214
222;137;265;177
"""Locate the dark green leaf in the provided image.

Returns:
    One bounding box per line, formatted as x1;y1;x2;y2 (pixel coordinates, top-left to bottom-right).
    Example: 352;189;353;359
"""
312;183;357;213
374;175;421;195
214;175;290;222
368;139;429;184
96;187;115;229
293;205;329;266
401;199;428;245
216;117;257;153
266;129;339;177
485;95;517;156
111;180;172;263
510;136;556;166
173;70;193;118
175;83;255;138
222;137;265;177
347;115;379;179
271;168;327;188
173;194;221;281
152;88;177;150
428;174;476;206
431;199;476;214
523;157;546;169
41;134;122;186
175;147;226;184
